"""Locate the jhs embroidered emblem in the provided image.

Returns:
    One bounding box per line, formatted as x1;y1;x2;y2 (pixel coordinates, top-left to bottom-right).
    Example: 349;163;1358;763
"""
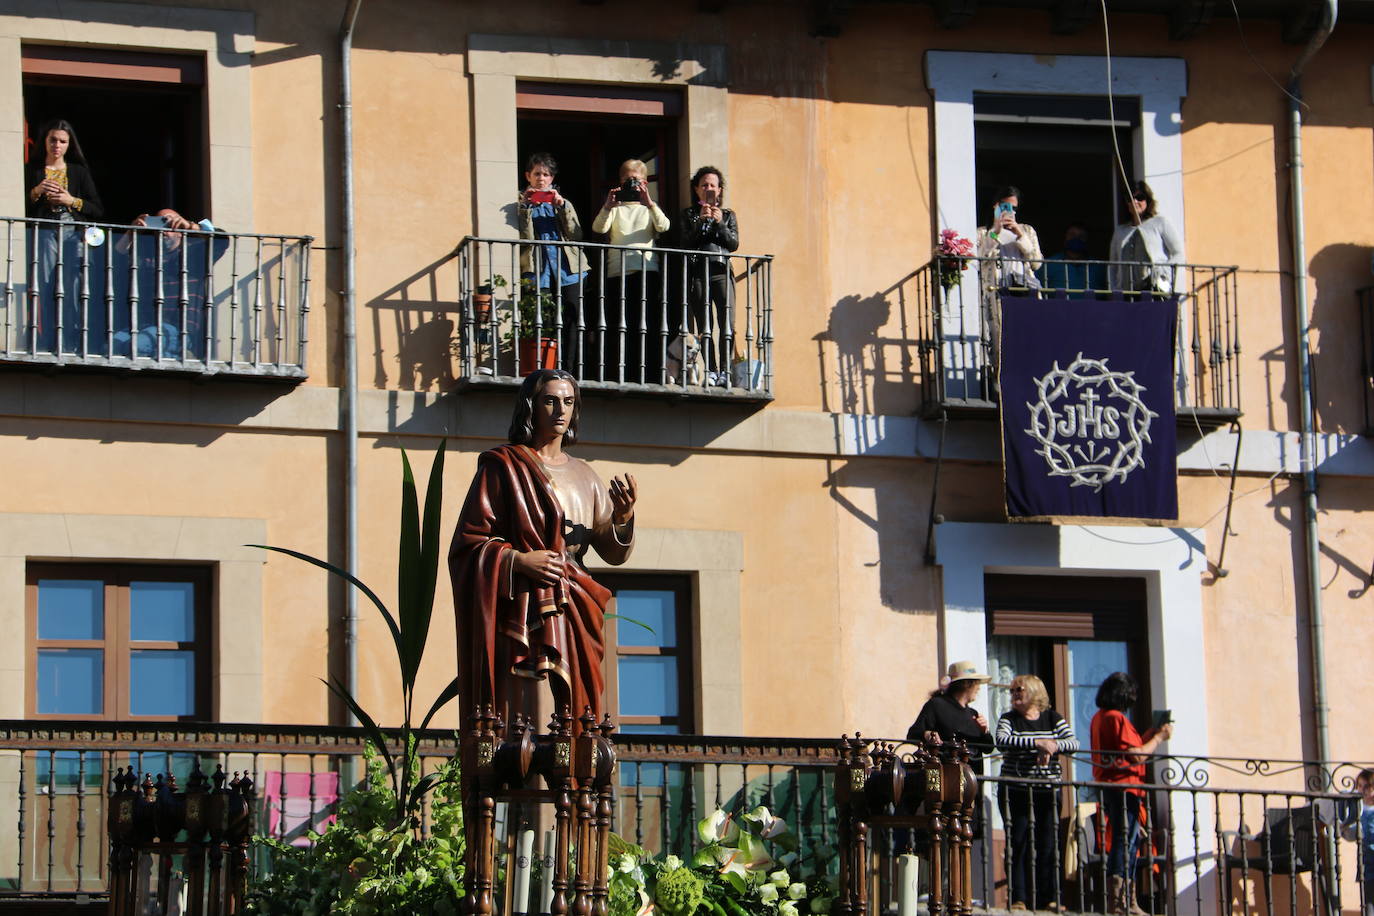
1024;354;1156;492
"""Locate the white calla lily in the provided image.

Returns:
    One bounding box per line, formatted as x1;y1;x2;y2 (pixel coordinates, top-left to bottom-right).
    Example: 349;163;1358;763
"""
744;806;789;839
697;809;740;846
788;883;807;900
779;901;800;916
769;870;791;888
758;884;779;904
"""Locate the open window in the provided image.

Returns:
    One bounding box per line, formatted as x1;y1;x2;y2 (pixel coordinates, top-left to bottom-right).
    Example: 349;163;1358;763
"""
515;82;681;233
974;93;1138;263
22;44;208;225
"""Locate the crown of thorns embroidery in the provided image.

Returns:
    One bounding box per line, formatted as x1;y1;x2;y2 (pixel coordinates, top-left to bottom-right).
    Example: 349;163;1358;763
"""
1024;354;1157;492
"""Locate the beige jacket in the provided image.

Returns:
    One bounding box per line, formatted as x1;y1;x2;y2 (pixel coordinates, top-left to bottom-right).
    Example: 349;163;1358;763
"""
518;199;588;277
591;201;671;277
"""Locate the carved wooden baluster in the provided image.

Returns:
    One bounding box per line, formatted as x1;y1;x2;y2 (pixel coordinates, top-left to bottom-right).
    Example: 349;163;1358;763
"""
927;758;946;916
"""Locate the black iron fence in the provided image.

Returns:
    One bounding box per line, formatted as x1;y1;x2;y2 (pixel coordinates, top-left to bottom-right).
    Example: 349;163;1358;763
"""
0;216;312;379
454;236;773;399
914;256;1241;423
0;721;1367;916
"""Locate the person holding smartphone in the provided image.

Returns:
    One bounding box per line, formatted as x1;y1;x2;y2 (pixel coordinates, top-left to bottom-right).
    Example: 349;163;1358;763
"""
976;186;1043;378
677;166;739;382
591;159;670;383
518;153;588;361
1091;672;1173;916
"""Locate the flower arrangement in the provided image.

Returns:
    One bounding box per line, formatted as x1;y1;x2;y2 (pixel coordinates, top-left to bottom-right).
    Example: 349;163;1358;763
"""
934;228;974;294
607;807;835;916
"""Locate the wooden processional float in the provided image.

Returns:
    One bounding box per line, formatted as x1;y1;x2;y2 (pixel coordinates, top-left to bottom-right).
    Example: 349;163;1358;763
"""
834;734;980;916
461;704;617;916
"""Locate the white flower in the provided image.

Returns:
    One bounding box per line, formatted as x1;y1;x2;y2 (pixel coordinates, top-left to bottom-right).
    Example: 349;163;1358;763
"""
698;810;740;846
788;883;807;900
810;898;832;915
769;870;790;888
780;902;800;916
617;854;638;874
744;806;790;840
663;855;683;871
758;884;779;904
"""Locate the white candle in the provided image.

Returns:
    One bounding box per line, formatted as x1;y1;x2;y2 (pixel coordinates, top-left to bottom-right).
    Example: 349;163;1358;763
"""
897;853;921;916
539;829;556;915
513;828;536;915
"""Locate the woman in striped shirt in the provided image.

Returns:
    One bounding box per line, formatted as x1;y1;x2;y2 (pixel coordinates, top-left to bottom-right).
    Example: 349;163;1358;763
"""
996;674;1079;911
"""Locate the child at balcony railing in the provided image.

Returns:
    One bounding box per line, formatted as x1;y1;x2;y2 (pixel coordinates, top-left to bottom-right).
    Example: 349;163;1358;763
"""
677;166;739;384
518;153;588;359
592;159;670;383
1340;768;1374;916
1109;181;1184;296
25;119;105;355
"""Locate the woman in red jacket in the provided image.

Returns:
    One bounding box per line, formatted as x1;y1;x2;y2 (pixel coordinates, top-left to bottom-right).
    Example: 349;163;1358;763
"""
1090;672;1172;916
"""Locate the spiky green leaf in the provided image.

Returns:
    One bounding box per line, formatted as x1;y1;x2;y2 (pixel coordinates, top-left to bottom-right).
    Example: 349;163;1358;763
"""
418;676;463;733
322;676;398;797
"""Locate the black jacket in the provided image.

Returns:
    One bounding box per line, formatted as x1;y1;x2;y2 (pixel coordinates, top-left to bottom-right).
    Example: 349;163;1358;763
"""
26;162;104;221
678;206;739;268
907;691;995;771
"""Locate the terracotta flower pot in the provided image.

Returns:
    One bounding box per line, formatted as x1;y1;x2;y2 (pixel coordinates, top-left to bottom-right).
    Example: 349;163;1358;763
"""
519;337;558;372
472;292;493;325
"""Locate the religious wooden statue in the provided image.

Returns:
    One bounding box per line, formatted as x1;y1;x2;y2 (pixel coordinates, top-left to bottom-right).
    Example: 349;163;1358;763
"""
449;369;637;721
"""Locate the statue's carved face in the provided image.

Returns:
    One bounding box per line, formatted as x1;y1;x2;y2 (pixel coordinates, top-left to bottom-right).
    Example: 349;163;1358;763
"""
532;378;576;441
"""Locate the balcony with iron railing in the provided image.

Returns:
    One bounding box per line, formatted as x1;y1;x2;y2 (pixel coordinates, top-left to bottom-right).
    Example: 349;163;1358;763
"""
914;256;1242;426
0;217;313;380
452;236;773;400
0;720;1368;916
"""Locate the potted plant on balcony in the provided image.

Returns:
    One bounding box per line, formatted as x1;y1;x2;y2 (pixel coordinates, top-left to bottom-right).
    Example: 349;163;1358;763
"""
934;228;974;297
471;273;506;327
504;278;560;372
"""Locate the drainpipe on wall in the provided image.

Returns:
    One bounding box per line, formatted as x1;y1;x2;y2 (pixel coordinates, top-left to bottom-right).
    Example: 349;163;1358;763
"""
339;0;363;726
1286;0;1337;772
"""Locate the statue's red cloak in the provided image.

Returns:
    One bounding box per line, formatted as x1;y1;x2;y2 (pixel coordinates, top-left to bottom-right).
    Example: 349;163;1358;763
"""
448;443;611;721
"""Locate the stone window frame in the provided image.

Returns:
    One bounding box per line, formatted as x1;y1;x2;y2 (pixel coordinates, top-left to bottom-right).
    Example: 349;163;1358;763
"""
466;34;728;240
0;0;255;231
0;513;266;723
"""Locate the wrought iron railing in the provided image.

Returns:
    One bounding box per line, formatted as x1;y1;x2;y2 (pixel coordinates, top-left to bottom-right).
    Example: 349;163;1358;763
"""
0;720;1367;916
914;256;1241;423
0;216;312;379
453;236;773;399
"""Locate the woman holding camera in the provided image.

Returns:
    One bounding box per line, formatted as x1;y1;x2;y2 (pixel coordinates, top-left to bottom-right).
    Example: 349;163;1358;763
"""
518;153;588;362
27;118;104;354
591;159;670;383
677;166;739;381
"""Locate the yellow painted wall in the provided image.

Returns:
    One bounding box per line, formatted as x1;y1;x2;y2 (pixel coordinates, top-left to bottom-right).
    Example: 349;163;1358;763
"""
5;0;1373;772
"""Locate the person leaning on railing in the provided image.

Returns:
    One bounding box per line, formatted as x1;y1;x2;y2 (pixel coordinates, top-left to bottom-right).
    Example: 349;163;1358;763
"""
1090;671;1172;916
591;159;670;383
26;118;105;354
996;674;1079;912
677;165;739;381
907;659;996;775
1108;181;1184;296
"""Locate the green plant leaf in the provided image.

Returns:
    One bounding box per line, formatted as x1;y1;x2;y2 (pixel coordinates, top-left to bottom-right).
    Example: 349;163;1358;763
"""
414;441;446;689
322;676;398;797
604;613;655;637
252;544;405;670
418;676;463;733
406;771;449;810
397;450;423;690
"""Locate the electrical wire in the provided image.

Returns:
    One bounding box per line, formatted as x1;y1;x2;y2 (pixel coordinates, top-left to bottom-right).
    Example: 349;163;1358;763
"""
1099;0;1140;227
1228;0;1308;109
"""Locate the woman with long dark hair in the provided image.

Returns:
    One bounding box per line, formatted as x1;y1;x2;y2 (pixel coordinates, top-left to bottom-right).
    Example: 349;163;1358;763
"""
26;119;105;354
1090;672;1172;915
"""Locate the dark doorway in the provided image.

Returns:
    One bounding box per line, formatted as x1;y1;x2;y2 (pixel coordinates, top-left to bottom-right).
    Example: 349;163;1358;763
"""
23;50;206;226
974;94;1138;262
516;83;681;241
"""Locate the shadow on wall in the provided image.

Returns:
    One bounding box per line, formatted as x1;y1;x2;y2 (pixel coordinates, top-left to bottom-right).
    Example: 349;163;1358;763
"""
813;272;935;613
813;271;925;424
1308;243;1374;435
367;248;463;392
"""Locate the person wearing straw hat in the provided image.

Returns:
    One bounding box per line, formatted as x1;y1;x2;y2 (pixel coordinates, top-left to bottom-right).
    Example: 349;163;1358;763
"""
906;659;996;774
